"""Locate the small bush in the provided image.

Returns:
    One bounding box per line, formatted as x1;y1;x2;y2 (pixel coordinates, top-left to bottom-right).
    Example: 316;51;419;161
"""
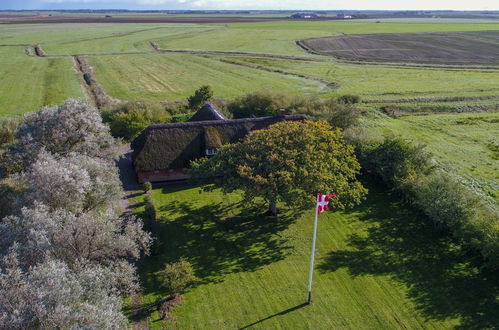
143;181;152;192
227;91;291;118
357;136;434;191
156;259;197;294
103;101;172;141
413;174;478;233
187;85;213;110
337;94;361;104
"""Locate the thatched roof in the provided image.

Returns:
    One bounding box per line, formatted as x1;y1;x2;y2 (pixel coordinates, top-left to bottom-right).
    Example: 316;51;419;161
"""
132;110;307;172
188;104;227;122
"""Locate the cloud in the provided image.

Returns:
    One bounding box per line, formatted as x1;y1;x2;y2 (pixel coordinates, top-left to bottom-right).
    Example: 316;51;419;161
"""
7;0;499;10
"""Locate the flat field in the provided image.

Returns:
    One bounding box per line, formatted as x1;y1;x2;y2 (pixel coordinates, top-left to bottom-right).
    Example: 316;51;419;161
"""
301;31;499;65
88;53;330;101
0;46;83;116
128;184;498;329
1;20;499;116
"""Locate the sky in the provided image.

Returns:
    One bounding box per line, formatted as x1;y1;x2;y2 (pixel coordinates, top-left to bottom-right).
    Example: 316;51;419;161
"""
1;0;498;11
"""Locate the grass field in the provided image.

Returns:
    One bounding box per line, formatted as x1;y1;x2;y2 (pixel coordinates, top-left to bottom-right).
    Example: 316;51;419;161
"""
159;21;499;56
0;46;83;116
363;112;499;206
221;56;499;100
128;183;499;329
1;20;499;116
88;53;330;101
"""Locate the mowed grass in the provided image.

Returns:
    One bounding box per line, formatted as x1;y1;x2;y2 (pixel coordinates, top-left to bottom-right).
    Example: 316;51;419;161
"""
223;57;499;100
0;46;83;117
159;21;499;56
129;183;499;329
43;24;218;55
363;112;499;205
88;53;331;101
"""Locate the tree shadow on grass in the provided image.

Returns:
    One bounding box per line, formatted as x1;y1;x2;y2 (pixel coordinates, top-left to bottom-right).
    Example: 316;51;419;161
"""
139;188;299;302
318;186;499;329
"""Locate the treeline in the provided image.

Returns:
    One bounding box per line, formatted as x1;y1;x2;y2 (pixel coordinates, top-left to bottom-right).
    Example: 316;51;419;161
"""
0;100;151;328
353;136;499;268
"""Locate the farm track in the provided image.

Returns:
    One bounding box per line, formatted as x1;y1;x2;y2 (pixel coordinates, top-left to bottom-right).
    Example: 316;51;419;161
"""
219;58;338;89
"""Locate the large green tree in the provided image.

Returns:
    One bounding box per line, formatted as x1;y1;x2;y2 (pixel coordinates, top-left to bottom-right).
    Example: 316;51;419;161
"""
191;120;367;215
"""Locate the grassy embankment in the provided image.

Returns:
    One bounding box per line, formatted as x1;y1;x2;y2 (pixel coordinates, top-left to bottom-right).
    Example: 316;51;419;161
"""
128;183;498;329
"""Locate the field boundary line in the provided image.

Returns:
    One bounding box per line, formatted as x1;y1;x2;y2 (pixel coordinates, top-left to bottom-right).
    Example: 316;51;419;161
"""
219;58;339;89
150;42;330;62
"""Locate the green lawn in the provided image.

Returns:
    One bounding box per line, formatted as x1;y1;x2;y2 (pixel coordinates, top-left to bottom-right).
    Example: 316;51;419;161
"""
363;112;499;206
129;183;498;329
0;46;83;117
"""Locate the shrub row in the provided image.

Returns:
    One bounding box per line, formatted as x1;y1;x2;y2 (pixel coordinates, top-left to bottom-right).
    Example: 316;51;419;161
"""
143;183;161;255
227;91;362;129
356;136;499;268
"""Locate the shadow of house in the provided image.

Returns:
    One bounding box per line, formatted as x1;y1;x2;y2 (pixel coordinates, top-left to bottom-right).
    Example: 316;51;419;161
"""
131;104;307;183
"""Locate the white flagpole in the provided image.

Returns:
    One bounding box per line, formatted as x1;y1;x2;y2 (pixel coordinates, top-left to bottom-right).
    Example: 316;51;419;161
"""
307;194;320;304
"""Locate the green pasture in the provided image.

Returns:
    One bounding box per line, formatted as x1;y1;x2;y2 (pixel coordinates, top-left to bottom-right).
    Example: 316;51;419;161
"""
159;21;499;56
0;46;83;117
1;21;499;115
363;112;499;205
88;53;331;101
221;57;499;100
43;25;218;55
128;183;498;329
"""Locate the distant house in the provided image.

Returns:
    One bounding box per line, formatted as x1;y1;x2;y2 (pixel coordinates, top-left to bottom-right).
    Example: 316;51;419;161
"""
291;13;318;19
336;13;353;19
131;104;307;183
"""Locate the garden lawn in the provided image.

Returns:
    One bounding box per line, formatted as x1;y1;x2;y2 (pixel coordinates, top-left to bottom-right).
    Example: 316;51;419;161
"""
129;182;498;329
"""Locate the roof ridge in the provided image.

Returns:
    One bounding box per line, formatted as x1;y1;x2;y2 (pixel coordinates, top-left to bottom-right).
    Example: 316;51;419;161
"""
149;114;307;130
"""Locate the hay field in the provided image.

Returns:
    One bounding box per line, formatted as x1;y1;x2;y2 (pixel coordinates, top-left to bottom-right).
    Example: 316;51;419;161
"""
0;46;83;117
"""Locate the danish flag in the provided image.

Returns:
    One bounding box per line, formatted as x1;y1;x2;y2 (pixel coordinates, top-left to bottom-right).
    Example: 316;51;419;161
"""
316;194;336;215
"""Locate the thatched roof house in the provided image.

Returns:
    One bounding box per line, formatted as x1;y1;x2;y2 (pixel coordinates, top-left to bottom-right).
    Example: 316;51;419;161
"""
131;104;307;183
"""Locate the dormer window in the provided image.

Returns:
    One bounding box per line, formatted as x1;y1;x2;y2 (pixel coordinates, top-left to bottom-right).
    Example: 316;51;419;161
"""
206;148;217;156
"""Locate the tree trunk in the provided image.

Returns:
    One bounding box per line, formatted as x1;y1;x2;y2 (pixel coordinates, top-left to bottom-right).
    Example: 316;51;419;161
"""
268;198;278;216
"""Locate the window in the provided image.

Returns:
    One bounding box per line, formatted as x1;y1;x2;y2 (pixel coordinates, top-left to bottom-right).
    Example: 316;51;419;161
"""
205;148;217;156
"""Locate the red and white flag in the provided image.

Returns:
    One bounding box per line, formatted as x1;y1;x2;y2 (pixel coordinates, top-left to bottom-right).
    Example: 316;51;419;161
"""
316;194;336;215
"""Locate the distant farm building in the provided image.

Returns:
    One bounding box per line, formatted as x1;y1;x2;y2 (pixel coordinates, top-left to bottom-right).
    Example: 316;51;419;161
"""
291;13;319;19
131;104;307;183
337;13;353;19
